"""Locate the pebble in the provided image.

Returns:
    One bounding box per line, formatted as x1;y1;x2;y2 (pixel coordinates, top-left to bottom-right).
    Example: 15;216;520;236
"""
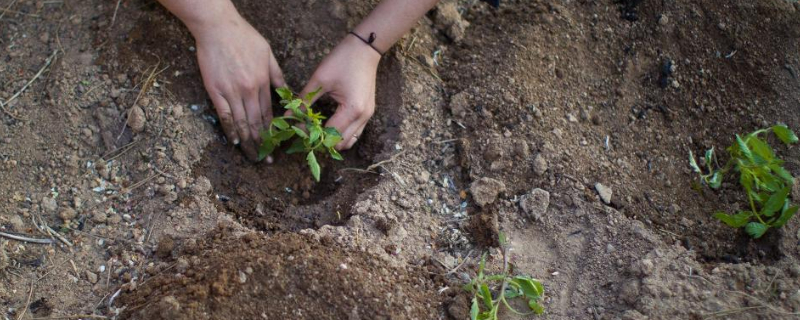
41;196;57;212
520;188;550;221
594;183;613;204
91;211;107;224
533;154;548;175
790;264;800;278
469;177;506;207
85;270;98;284
127;106;146;133
58;208;77;221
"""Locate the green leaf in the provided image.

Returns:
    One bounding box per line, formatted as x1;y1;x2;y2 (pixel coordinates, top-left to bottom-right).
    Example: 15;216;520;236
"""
276;87;294;101
707;172;722;189
745;222;768;239
762;186;790;217
258;139;276;161
528;300;545;315
689;151;701;174
713;211;753;228
272;118;290;130
479;284;493;309
272;129;295;142
704;147;714;166
477;254;486;279
304;87;322;104
736;135;754;161
769;164;794;184
470;298;479;320
291;126;308;139
323;134;342;148
748;137;775;163
772;124;799;145
286;138;306;154
309;125;322;144
772;205;798;228
285;99;303;115
329;147;343;161
513;276;544;298
307;151;321;182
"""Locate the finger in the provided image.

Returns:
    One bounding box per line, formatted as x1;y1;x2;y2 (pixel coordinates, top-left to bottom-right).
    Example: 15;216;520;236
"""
210;92;239;145
324;104;360;137
259;85;273;129
244;90;264;143
298;77;328;106
227;95;258;160
268;52;287;88
342;121;368;150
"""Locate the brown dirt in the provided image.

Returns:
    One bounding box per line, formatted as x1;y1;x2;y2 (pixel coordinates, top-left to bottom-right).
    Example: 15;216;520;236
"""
119;226;442;320
2;0;800;319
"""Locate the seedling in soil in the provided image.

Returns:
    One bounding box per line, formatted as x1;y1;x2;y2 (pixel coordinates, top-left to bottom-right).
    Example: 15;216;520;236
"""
464;233;545;320
258;88;343;181
689;124;799;238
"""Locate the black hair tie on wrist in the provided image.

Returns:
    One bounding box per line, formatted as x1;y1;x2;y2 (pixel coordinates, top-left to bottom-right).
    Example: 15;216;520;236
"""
349;31;384;56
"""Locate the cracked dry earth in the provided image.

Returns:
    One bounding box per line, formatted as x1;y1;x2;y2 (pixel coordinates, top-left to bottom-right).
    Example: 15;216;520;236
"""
2;0;800;319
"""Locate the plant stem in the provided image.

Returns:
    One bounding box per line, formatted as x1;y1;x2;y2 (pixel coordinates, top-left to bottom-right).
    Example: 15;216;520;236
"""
747;189;767;225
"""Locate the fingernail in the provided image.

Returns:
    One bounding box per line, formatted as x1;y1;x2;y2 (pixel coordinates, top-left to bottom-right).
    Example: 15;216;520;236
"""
233;138;240;145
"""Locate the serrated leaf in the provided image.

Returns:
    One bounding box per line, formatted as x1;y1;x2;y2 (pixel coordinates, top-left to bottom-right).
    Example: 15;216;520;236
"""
285;99;303;115
736;135;754;161
323;128;343;148
704;147;714;165
272;129;295;142
479;284;493;309
309;125;321;144
707;172;722;189
689;151;701;173
768;164;794;184
304;87;322;104
528;300;545;315
762;186;790;217
513;276;544;299
713;211;752;228
745;222;768;238
286;138;306;154
291;126;308;139
772;205;798;228
307;151;320;182
748;137;775;163
272;118;290;130
470;298;479;320
329;147;343;161
276;87;294;100
772;124;799;145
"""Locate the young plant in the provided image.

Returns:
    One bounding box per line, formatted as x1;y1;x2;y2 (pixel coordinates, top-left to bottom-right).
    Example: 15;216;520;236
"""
464;233;545;320
258;88;343;181
689;124;799;238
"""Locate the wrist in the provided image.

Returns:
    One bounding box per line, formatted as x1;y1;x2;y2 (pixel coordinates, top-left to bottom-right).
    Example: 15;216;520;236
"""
178;2;243;40
342;33;382;65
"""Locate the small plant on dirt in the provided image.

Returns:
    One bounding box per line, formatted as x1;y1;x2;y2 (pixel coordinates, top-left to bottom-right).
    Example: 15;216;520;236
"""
258;88;343;181
464;233;545;320
689;124;799;238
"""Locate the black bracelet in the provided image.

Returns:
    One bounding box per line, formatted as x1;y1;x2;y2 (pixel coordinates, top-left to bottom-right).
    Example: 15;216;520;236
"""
349;31;384;56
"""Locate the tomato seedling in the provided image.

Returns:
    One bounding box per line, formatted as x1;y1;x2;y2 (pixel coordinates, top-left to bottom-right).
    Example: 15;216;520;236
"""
258;88;343;181
464;233;545;320
689;124;799;238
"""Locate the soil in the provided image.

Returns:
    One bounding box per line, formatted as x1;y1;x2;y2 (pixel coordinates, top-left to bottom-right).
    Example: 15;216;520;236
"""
2;0;800;319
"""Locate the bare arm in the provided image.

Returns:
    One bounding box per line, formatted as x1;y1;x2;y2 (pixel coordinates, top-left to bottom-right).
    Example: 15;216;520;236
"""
300;0;441;150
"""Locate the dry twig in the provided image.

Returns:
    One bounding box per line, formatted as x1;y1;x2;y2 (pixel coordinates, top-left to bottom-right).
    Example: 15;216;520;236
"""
0;0;19;20
0;50;58;120
17;281;34;320
0;231;55;244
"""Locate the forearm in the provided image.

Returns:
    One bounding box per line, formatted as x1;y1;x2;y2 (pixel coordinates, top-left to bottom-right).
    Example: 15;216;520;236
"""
353;0;440;53
156;0;243;37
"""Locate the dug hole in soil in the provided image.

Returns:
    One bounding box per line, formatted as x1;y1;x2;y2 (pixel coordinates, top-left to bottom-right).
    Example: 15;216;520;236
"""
2;0;800;319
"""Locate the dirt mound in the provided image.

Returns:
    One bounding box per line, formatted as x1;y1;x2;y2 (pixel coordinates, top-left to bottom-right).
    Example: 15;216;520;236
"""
119;228;441;320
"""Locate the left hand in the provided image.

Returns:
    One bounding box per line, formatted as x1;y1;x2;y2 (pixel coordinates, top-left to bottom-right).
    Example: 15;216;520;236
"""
296;35;381;150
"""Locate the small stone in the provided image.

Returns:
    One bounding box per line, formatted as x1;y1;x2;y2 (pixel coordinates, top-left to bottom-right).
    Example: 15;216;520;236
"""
469;177;506;207
595;183;613;204
238;271;247;284
156;236;175;258
449;91;470;119
790;264;800;278
434;2;470;42
107;215;122;225
85;270;98;284
606;244;616;253
533;154;548;175
520;188;550;221
8;215;24;232
175;257;190;273
41;196;57;212
58;208;77;221
127;106;146;133
91;211;107;224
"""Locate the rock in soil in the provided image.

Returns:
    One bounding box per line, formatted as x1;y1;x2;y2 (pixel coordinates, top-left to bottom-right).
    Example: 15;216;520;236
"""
595;183;613;205
434;1;470;42
533;154;548;176
41;196;57;212
520;188;550;221
127;106;146;133
470;177;506;207
58;208;77;221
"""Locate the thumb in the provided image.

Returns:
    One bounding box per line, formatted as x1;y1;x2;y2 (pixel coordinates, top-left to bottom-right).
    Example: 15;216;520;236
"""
283;78;329;117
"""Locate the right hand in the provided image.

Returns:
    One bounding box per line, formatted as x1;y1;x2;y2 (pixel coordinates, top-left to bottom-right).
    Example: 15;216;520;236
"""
191;14;286;161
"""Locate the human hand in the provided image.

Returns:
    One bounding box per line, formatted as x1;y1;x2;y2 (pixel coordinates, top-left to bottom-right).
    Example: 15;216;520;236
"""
190;13;286;161
297;35;381;150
